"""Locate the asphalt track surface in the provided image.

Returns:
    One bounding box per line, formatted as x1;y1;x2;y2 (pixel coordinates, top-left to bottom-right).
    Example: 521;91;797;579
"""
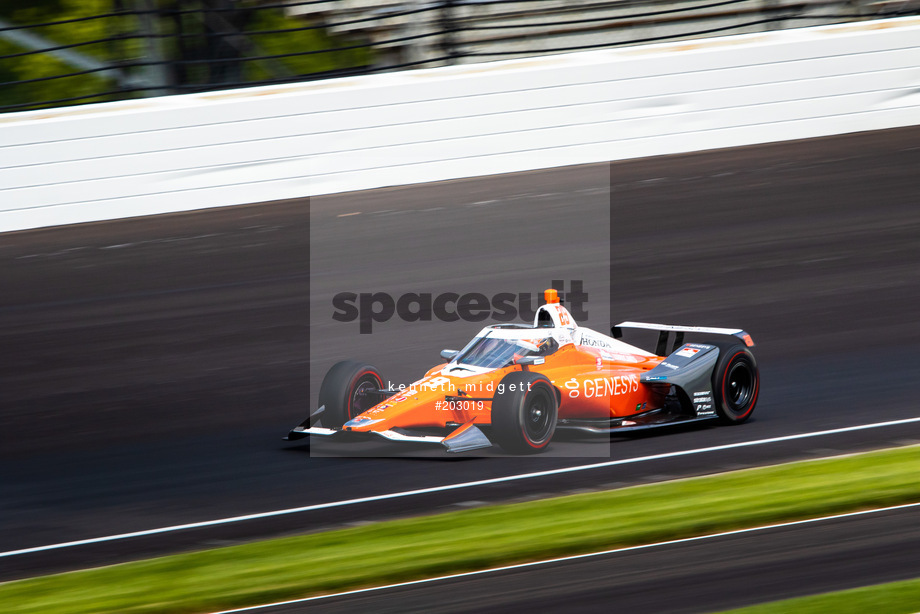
2;126;920;609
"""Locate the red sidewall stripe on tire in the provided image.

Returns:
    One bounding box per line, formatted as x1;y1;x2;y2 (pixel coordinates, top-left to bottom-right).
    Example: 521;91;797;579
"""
520;383;552;449
348;370;383;420
520;422;551;449
722;352;758;420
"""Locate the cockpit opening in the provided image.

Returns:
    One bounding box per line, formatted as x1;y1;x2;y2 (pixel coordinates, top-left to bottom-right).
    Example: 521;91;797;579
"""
455;335;560;369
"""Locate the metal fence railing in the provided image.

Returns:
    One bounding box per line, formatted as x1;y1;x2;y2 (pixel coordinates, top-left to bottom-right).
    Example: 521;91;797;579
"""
1;0;917;114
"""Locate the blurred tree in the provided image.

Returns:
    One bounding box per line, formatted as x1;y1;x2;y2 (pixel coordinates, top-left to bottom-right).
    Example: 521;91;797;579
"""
0;0;372;112
0;0;126;110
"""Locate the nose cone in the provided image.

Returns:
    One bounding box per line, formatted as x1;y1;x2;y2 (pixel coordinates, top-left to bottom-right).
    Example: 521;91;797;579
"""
343;382;447;431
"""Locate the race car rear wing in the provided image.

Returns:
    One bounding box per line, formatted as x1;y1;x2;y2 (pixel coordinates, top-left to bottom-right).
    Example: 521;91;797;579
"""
612;321;754;356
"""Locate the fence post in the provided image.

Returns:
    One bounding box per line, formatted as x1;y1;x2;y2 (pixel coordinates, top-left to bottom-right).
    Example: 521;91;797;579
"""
440;0;459;64
136;0;170;96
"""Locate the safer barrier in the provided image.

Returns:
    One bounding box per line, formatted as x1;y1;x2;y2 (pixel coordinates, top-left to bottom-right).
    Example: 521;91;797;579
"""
1;17;918;233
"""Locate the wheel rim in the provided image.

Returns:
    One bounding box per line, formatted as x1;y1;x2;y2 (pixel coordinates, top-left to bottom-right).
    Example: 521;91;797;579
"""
726;360;755;411
350;377;380;418
524;386;553;442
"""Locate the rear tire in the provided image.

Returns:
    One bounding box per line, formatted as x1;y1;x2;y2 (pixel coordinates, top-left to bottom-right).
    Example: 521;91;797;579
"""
491;372;558;454
318;360;385;428
711;344;759;424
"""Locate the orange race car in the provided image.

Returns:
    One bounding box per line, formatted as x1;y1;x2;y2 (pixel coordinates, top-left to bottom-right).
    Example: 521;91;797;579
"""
286;289;759;454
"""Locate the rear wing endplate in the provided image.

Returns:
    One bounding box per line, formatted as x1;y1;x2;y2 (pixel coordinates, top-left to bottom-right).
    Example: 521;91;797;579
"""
612;321;754;356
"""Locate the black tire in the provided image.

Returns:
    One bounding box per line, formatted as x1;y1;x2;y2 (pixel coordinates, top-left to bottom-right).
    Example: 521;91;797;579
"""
711;343;759;424
318;360;385;428
491;372;558;454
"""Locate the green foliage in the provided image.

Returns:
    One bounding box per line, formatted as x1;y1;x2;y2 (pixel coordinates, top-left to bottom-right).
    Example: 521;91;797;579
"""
242;9;371;81
0;0;120;111
722;577;920;614
0;0;371;113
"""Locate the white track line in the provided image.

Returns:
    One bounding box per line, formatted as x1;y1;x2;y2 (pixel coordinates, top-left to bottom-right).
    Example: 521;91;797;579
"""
2;416;919;559
212;502;920;613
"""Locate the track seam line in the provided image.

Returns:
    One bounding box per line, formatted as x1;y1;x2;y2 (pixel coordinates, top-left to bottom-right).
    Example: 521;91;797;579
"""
2;416;919;559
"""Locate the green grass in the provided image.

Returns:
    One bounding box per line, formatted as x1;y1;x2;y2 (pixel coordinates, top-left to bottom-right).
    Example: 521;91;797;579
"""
721;576;920;613
3;445;919;614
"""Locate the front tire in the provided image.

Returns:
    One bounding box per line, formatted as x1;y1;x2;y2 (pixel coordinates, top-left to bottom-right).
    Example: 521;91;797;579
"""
712;344;759;424
318;360;384;428
491;372;558;454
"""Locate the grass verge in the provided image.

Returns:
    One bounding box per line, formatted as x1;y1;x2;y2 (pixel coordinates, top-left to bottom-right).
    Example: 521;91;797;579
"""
722;576;920;613
3;444;919;614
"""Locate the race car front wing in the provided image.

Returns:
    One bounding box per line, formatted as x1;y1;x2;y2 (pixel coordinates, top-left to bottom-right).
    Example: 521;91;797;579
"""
285;417;493;453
